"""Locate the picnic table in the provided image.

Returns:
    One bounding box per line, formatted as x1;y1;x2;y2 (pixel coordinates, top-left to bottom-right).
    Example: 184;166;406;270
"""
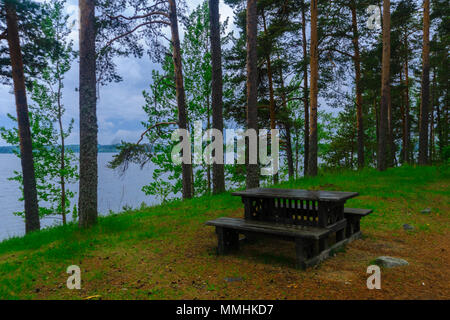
206;188;372;269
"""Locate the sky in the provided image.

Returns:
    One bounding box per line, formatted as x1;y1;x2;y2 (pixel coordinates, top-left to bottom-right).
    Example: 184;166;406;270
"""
0;0;236;146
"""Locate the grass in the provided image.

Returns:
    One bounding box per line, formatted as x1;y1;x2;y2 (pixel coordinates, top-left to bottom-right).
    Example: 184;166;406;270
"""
0;165;448;300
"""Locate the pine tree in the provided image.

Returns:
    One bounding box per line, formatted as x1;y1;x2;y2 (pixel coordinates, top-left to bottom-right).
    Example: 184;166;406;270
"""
209;0;226;194
418;0;430;165
2;0;41;233
307;0;318;176
78;0;98;227
245;0;260;188
378;0;391;171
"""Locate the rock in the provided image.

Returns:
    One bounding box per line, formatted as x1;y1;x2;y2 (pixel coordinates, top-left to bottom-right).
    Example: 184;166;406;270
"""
421;208;432;215
403;224;414;231
375;256;409;268
224;277;243;283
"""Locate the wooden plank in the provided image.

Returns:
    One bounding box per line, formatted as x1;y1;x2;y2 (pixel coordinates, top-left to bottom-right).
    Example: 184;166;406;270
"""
344;208;373;216
233;188;359;202
206;217;330;240
325;219;347;233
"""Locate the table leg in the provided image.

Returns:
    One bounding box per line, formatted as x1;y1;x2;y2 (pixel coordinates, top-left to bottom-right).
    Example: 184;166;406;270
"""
319;237;329;251
295;238;307;270
216;227;239;254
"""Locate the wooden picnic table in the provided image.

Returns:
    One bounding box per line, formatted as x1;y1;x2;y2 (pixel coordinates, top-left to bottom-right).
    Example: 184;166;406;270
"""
232;188;359;229
207;188;371;269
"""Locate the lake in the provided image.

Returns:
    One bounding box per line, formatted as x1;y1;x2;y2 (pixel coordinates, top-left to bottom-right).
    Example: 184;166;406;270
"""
0;153;159;242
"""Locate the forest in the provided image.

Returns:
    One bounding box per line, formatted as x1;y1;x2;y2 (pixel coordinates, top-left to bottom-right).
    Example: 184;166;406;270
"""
0;0;447;233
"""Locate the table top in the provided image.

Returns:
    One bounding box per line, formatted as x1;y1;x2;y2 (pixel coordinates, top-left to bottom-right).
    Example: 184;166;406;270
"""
232;188;359;202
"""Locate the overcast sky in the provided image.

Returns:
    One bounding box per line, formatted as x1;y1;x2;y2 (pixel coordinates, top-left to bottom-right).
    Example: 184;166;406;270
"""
0;0;235;146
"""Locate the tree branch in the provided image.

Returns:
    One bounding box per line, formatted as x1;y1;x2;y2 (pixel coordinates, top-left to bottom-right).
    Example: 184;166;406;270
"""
0;30;7;40
104;20;171;49
137;121;178;145
286;97;307;103
328;48;355;60
108;11;170;21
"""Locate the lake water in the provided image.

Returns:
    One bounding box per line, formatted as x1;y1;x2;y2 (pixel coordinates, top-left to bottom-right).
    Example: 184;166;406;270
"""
0;153;159;242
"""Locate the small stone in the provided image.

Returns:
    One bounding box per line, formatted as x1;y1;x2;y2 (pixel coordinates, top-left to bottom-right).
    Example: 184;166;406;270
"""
403;224;414;231
224;277;243;283
421;208;432;215
375;256;409;268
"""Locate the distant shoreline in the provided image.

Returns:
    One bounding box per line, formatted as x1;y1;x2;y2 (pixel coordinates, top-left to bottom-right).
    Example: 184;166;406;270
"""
0;145;120;154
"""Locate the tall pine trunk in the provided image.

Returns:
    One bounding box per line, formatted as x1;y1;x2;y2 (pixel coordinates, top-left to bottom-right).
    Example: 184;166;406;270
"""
262;11;278;184
419;0;430;165
403;33;411;163
209;0;225;194
78;0;98;228
377;0;390;172
246;0;259;189
169;0;193;199
5;1;40;233
351;1;364;169
279;64;294;179
430;69;436;163
307;0;318;176
57;70;66;225
301;1;309;176
399;69;406;164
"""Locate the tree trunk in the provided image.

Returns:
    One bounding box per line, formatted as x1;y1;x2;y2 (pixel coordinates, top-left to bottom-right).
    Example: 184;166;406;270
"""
279;64;294;179
377;0;390;172
351;1;364;169
78;0;98;228
207;95;211;194
301;1;309;176
57;69;66;225
388;85;395;167
262;11;278;184
5;2;40;233
403;34;411;164
307;0;318;176
430;68;436;163
209;0;226;194
374;97;379;162
169;0;193;199
284;123;295;179
399;69;407;164
245;0;259;189
419;0;430;165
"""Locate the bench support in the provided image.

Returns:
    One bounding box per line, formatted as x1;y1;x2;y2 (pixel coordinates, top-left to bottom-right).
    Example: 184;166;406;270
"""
345;217;362;238
295;238;308;270
336;227;346;242
216;227;239;255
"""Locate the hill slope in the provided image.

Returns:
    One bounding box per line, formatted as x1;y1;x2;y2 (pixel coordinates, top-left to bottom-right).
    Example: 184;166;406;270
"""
0;165;448;299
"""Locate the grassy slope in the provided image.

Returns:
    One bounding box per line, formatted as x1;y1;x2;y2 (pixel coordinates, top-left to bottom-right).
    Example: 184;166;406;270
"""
0;165;448;300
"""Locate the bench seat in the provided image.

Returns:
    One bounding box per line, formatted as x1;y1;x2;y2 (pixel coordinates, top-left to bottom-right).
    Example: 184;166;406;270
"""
206;217;331;240
344;208;373;216
344;208;373;238
206;217;349;269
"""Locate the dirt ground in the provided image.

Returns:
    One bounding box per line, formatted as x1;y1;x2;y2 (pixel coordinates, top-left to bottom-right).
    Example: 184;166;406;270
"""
36;206;449;300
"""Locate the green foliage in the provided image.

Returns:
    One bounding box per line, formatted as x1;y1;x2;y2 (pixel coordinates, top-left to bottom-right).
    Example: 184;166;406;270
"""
0;0;54;86
0;0;78;221
110;1;230;202
0;110;77;219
